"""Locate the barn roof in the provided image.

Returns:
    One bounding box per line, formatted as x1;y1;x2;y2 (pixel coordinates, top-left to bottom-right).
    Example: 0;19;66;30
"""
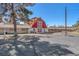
28;17;47;28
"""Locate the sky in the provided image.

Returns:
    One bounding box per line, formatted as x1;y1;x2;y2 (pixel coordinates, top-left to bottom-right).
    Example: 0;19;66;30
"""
27;3;79;26
0;3;79;26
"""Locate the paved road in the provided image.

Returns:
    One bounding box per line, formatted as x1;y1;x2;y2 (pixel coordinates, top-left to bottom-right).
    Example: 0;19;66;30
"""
0;32;79;56
37;32;79;55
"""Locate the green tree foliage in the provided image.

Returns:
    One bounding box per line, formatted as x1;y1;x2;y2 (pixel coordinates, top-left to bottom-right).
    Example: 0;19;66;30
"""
0;3;34;36
20;7;33;21
72;20;79;27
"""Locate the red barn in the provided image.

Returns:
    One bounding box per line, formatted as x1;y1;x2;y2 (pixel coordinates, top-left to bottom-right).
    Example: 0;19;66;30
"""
28;17;48;33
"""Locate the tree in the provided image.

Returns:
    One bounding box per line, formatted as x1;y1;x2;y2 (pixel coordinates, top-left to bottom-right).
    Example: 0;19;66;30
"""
0;3;34;36
72;20;79;27
20;7;32;21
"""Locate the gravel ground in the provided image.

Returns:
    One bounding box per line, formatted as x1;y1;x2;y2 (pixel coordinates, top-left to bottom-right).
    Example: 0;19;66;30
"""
0;32;79;56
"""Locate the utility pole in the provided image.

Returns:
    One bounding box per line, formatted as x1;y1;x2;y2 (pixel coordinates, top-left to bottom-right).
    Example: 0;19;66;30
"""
65;6;67;36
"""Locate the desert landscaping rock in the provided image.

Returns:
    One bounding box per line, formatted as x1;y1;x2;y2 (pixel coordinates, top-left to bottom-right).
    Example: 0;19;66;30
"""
9;49;18;56
17;44;26;49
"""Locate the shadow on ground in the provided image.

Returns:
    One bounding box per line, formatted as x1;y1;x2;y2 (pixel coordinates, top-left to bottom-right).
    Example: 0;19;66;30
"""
0;36;75;56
